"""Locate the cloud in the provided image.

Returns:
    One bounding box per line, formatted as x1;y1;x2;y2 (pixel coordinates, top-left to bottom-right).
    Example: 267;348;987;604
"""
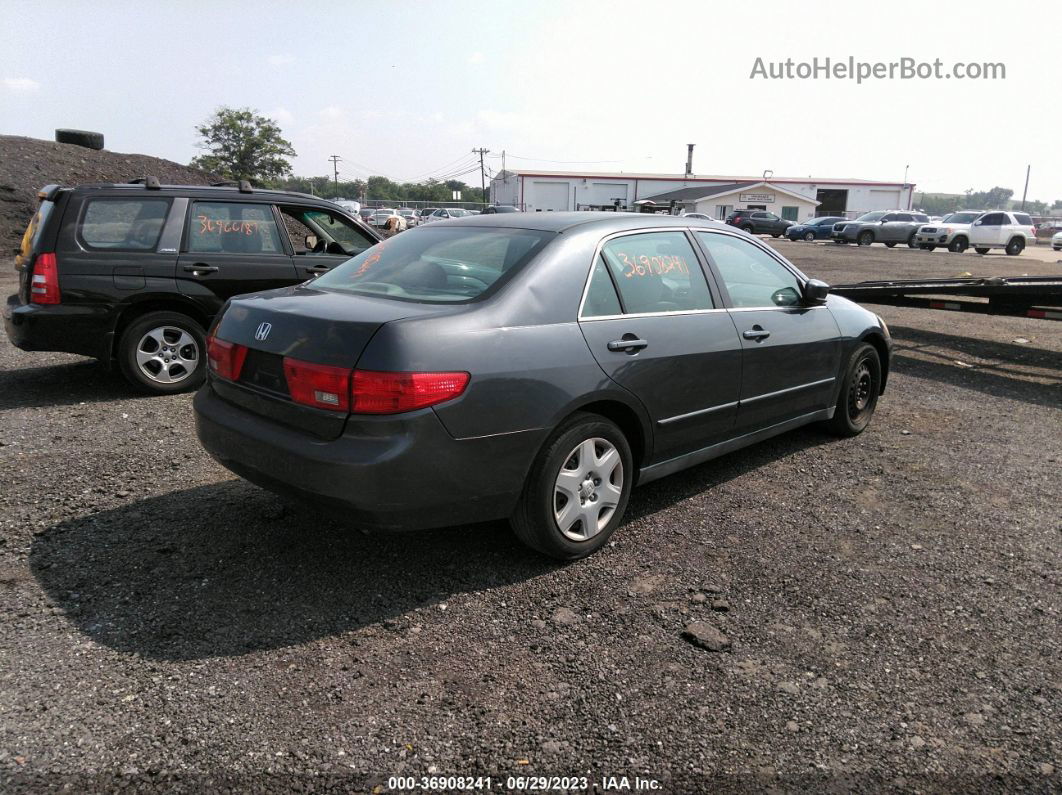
4;77;40;93
467;52;485;65
318;106;345;121
268;54;295;66
270;107;294;126
476;109;528;130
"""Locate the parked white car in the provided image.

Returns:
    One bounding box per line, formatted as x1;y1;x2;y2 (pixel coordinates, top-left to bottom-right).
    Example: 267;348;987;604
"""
429;208;471;222
334;199;361;215
967;210;1036;255
1053;231;1062;251
914;210;981;252
370;208;400;228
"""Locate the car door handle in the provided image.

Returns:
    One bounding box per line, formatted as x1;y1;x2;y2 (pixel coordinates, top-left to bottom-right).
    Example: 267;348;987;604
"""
303;265;331;274
742;327;771;341
607;337;648;353
182;264;218;275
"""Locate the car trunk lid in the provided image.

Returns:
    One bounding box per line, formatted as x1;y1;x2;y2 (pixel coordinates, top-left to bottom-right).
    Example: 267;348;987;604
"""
209;283;452;439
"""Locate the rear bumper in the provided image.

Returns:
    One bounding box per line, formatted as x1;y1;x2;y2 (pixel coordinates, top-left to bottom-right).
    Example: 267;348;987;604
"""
4;294;113;359
193;384;544;531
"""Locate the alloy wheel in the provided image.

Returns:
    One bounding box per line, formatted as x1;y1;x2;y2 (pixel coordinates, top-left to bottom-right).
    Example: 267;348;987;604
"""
135;326;199;384
553;437;623;541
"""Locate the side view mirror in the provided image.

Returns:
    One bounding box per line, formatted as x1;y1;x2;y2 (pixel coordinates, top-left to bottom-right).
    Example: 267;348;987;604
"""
803;278;830;304
305;234;318;249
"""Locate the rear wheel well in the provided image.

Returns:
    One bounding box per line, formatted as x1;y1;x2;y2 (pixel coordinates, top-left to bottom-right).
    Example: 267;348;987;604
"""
571;400;648;473
861;332;890;394
112;300;211;358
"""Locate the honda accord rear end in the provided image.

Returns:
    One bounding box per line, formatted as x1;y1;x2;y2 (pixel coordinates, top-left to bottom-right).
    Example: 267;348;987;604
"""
193;223;571;531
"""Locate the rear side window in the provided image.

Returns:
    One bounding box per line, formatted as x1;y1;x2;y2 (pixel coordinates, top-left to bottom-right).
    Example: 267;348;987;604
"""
17;201;55;267
80;198;170;250
1014;213;1033;225
313;226;552;303
581;258;622;317
599;231;714;314
188;202;284;254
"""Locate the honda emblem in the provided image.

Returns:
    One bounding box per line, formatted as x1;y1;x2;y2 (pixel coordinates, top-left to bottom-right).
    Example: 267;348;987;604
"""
254;322;272;341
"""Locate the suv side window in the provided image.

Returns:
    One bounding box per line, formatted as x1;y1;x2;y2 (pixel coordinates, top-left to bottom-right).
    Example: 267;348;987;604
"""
696;231;802;308
881;214;897;223
895;213;913;222
188;202;285;254
80;198;170;250
280;206;375;256
979;213;1005;226
599;231;713;314
1013;213;1033;226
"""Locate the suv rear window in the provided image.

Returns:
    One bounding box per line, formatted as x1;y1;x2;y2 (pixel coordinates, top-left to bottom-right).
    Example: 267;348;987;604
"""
80;198;170;250
313;226;552;303
1014;213;1033;225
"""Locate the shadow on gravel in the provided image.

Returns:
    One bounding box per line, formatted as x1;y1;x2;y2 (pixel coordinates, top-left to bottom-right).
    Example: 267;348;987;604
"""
0;360;145;410
888;325;1062;409
29;480;556;661
30;428;837;662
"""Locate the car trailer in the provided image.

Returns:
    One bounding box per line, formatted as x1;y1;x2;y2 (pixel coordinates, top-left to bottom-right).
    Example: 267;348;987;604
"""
830;275;1062;321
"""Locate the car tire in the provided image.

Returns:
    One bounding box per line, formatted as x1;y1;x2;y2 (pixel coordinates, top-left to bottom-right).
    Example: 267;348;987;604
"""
923;245;937;251
949;236;968;253
804;231;816;242
907;233;919;248
858;231;874;246
55;128;104;150
975;247;990;255
822;343;881;438
885;242;896;248
1005;237;1025;256
510;412;633;561
771;232;781;238
741;225;755;234
117;311;206;395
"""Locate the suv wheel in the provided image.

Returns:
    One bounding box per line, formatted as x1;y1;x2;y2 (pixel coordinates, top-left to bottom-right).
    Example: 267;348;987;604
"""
948;236;968;253
741;224;755;234
1005;237;1025;256
858;231;874;246
118;311;206;394
510;412;633;560
907;232;919;248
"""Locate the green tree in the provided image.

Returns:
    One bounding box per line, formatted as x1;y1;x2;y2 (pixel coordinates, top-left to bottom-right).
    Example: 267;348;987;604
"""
191;107;296;183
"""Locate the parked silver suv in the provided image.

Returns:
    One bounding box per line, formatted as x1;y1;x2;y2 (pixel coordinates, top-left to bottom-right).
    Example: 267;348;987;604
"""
832;210;930;247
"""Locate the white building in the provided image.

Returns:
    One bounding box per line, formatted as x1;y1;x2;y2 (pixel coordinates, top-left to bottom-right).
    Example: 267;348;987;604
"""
489;170;916;221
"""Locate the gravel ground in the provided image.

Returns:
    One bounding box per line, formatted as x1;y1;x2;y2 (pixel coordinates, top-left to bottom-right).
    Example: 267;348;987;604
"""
1;242;1059;793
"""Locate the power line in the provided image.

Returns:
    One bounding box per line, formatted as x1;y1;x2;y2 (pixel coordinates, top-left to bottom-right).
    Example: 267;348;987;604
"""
402;153;480;183
487;152;626;165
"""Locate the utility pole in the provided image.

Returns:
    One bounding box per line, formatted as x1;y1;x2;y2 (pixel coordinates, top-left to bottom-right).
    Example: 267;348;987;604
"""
1021;164;1031;210
903;164;910;209
328;155;342;196
472;147;488;202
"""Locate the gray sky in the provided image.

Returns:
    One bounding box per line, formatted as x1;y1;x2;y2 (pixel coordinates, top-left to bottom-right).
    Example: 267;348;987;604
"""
3;0;1059;200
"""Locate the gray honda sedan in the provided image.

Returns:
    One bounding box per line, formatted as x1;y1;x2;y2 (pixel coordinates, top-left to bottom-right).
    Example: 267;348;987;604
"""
195;213;890;560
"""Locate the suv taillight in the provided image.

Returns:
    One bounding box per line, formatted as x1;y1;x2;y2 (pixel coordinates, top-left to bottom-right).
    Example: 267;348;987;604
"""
30;253;60;304
351;370;470;414
207;335;248;381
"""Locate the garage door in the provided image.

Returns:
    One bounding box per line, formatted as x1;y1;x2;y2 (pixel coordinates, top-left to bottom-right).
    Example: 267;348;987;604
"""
533;182;570;211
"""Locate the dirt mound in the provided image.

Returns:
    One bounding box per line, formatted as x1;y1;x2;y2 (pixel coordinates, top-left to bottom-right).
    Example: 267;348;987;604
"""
0;134;217;252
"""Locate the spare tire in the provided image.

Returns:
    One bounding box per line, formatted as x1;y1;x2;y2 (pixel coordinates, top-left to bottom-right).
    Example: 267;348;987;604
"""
55;129;104;150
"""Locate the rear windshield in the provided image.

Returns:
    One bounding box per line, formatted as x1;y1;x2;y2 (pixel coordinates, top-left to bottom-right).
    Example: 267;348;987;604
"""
17;200;55;268
313;226;553;303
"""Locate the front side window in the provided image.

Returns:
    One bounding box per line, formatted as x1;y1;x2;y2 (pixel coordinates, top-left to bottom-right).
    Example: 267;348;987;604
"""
598;231;713;314
313;226;552;303
979;213;1005;226
855;211;886;222
697;232;802;308
80;198;170;250
282;207;374;256
188;202;284;254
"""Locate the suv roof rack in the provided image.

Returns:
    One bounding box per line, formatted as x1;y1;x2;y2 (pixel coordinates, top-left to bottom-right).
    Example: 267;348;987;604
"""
210;180;254;194
128;176;162;190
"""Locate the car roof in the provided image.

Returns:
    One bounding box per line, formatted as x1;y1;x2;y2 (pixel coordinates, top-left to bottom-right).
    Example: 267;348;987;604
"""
434;211;733;234
62;182;348;210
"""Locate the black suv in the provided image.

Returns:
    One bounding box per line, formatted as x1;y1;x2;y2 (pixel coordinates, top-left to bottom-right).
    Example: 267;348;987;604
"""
724;209;794;237
5;179;380;394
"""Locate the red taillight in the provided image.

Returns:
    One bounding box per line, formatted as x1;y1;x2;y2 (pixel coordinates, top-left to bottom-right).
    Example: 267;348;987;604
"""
351;370;470;414
283;357;352;411
30;252;60;304
207;335;248;381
